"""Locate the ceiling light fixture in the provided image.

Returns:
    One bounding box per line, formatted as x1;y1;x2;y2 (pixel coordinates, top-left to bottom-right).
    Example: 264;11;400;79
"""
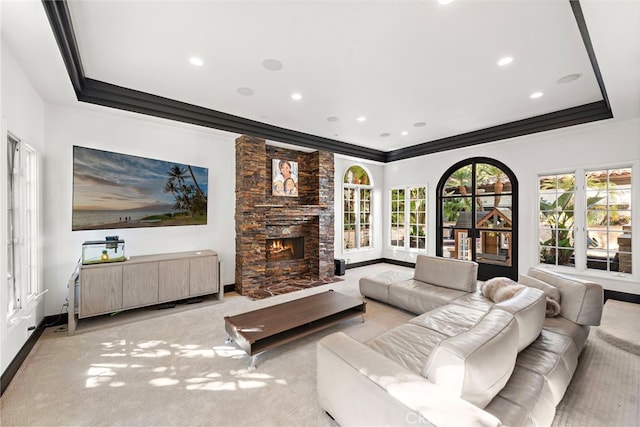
530;91;544;99
291;93;302;101
557;73;582;84
356;116;367;122
237;87;255;96
401;131;409;136
262;59;283;71
189;57;204;66
497;56;513;66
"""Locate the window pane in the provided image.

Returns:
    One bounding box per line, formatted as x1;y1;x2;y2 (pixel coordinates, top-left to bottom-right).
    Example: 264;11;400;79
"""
476;231;512;266
344;165;371;185
539;173;576;267
443;165;472;196
476;163;511;197
585;167;632;273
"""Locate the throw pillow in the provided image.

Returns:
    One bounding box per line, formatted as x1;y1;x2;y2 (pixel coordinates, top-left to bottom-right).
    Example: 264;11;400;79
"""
482;277;525;303
519;274;561;317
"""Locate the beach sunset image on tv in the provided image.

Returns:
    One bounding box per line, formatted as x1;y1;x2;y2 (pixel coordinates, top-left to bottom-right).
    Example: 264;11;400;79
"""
72;146;208;231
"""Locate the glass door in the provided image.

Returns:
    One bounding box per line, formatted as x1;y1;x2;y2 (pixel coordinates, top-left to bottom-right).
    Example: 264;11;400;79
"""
437;158;518;280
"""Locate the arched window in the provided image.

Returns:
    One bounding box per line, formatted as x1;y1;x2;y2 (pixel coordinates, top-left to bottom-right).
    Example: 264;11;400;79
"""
343;165;373;250
437;158;518;280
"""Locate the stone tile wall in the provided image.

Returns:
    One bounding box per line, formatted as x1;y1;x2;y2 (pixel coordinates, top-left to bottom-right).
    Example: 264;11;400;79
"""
235;135;335;295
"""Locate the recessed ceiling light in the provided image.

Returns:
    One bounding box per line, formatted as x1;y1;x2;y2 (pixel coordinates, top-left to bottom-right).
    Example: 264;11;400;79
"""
530;91;544;99
291;93;302;101
401;131;409;136
356;116;367;122
237;87;255;96
380;133;391;137
438;0;454;4
262;59;283;71
189;57;204;66
497;56;514;66
413;122;426;127
327;117;340;122
557;73;582;84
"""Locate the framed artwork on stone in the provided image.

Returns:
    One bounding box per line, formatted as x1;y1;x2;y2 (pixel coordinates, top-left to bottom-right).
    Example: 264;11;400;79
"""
272;159;298;197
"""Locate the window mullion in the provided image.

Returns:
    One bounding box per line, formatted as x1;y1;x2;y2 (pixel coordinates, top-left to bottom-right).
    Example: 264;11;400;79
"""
404;188;410;249
574;170;587;271
355;188;360;249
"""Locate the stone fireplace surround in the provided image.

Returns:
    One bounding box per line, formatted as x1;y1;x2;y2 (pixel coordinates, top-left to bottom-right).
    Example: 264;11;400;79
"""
235;135;335;298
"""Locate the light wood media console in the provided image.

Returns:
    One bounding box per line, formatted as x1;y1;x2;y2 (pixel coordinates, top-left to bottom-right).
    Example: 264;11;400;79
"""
68;250;221;335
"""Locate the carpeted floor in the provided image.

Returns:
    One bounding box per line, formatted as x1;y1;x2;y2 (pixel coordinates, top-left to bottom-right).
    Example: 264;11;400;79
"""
1;264;638;426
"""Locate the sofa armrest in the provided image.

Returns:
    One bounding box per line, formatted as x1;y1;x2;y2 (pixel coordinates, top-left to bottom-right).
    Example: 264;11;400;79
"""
527;267;603;326
317;332;502;427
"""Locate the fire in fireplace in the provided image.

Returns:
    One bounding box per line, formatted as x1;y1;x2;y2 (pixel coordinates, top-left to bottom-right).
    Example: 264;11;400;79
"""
266;237;305;262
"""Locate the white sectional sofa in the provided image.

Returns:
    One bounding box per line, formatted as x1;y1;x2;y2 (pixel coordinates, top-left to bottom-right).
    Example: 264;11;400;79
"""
317;255;604;426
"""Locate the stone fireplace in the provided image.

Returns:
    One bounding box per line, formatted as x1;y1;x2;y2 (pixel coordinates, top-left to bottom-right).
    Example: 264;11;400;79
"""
235;135;335;297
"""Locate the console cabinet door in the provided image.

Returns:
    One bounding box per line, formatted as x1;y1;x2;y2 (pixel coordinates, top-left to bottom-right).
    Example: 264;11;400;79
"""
189;255;218;296
80;265;123;318
159;259;190;302
123;262;159;309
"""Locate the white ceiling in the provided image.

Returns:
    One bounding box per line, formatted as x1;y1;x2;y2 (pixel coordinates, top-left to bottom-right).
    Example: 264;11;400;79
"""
2;0;639;153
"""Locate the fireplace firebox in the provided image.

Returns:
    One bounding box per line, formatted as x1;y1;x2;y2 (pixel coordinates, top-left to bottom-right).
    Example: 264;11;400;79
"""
266;237;305;262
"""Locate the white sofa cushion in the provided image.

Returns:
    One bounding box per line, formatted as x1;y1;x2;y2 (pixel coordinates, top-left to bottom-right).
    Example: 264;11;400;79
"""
367;323;446;373
359;269;413;302
388;279;468;314
423;309;519;409
527;267;603;326
413;255;478;292
409;304;487;337
494;287;546;351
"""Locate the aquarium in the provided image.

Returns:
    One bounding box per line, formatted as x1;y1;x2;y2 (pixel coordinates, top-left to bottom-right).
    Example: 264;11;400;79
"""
82;239;126;265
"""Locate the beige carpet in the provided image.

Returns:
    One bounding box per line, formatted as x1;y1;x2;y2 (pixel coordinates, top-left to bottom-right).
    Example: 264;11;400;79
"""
1;265;638;426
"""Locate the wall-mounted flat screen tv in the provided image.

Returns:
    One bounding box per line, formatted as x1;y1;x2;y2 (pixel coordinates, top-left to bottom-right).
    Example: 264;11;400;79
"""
72;146;208;231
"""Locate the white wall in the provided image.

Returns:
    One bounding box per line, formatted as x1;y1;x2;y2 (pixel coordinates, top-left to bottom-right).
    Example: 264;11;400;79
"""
1;41;47;374
334;155;385;265
383;117;640;294
43;104;238;316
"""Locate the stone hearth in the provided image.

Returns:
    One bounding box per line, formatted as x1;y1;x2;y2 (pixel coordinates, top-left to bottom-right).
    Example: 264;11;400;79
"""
235;135;335;297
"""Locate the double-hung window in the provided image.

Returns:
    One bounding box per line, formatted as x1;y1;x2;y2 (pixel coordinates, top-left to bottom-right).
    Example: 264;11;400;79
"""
390;186;426;250
538;167;632;275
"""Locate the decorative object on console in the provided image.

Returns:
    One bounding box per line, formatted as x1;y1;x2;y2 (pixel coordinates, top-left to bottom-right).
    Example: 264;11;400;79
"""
81;239;125;265
72;146;208;231
481;276;525;303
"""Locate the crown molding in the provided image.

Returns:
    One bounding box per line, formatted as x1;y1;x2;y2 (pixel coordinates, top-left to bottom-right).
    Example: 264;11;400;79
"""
42;0;612;164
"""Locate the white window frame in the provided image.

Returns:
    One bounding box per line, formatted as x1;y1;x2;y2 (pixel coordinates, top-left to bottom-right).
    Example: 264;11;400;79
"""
537;162;636;281
343;165;373;252
389;186;427;251
4;133;40;323
343;186;373;251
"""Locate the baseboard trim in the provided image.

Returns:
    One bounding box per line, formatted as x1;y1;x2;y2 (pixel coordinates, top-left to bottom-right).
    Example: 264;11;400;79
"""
345;259;384;269
381;258;416;268
604;289;640;304
344;258;417;269
1;319;46;397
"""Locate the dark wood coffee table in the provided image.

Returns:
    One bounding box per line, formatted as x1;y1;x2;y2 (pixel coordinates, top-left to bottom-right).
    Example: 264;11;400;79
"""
224;290;366;369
